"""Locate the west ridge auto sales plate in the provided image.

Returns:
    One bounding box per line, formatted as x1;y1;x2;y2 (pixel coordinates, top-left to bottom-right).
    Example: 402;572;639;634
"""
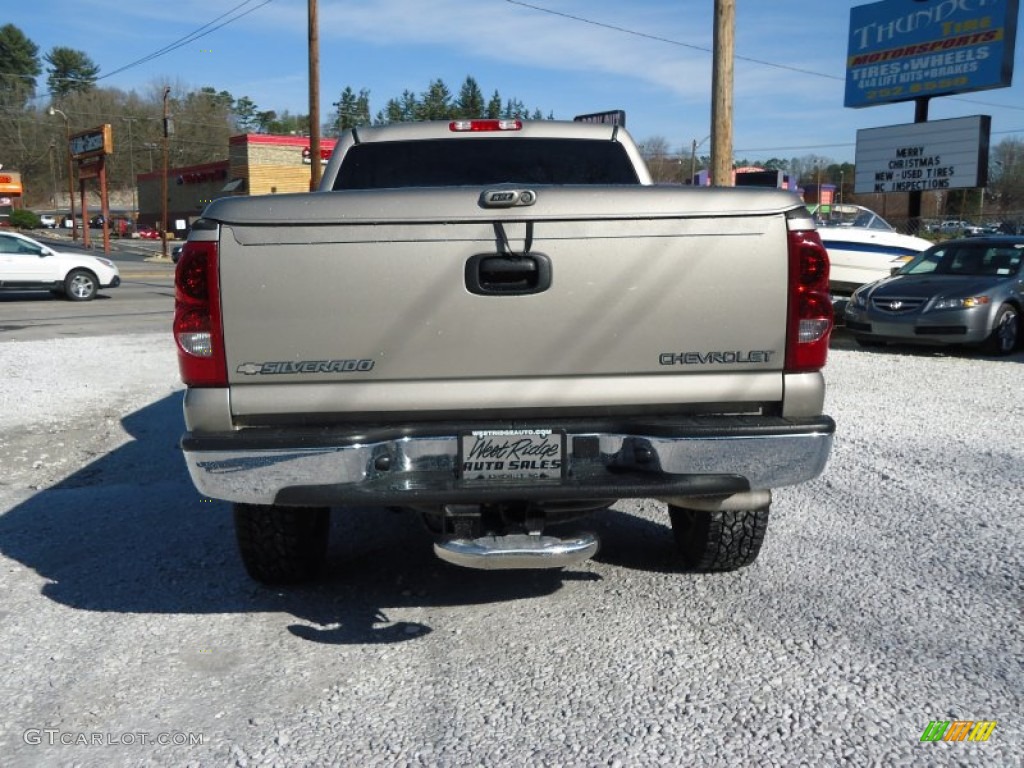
460;429;565;481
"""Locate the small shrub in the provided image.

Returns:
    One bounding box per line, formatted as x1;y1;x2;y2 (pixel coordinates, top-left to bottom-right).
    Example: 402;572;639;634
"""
10;209;41;229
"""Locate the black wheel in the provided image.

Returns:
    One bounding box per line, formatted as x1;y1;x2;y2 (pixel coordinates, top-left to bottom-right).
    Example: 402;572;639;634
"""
63;269;97;301
233;503;330;584
982;304;1019;356
853;335;886;349
668;503;769;572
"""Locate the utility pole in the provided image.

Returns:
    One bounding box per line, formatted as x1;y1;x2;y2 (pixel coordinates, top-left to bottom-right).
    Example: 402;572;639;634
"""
161;87;171;260
308;0;322;190
711;0;735;187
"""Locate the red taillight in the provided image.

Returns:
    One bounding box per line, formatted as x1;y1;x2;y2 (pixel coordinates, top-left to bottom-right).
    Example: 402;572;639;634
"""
449;119;522;132
173;240;227;387
785;229;832;372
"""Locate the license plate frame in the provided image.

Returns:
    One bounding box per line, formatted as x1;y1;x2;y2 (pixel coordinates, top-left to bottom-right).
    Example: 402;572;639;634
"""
459;429;566;481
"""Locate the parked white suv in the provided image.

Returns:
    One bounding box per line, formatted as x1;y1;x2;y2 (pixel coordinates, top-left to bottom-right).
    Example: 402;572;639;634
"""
0;231;120;300
38;214;57;228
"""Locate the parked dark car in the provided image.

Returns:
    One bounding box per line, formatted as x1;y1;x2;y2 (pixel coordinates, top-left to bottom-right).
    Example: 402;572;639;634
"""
844;236;1023;355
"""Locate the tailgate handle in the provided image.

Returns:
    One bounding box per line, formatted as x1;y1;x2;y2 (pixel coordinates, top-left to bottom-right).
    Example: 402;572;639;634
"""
466;253;552;296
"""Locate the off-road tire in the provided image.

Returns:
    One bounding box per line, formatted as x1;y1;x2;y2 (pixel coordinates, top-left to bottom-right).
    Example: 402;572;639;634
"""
233;503;330;584
982;303;1019;356
64;269;98;301
668;504;770;572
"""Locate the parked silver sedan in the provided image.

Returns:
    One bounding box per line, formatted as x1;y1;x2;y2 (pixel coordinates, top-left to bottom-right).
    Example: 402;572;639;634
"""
844;237;1023;355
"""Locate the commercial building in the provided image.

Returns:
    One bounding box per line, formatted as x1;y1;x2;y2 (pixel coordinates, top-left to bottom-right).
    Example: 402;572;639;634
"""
0;170;24;226
137;134;337;235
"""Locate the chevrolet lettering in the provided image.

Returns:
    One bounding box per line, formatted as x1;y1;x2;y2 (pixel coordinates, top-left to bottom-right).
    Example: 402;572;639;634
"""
659;350;776;366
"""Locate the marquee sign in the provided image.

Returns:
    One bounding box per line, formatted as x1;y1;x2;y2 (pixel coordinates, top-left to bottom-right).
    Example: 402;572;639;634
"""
853;115;990;193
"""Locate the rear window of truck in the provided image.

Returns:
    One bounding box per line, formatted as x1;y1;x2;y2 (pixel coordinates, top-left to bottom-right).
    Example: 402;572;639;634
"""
332;138;641;189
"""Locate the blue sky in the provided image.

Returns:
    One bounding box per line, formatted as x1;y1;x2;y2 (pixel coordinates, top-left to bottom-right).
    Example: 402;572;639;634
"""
7;0;1024;163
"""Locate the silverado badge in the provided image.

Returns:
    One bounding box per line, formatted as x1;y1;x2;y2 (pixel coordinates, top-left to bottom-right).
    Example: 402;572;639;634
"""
236;359;375;375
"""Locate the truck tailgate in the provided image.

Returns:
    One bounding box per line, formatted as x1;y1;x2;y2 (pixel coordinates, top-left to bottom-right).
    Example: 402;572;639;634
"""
212;186;798;417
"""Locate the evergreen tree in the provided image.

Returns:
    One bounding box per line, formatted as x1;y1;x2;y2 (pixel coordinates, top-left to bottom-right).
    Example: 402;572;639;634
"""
418;79;452;120
264;109;308;135
233;95;261;132
45;46;99;98
502;98;525;119
486;90;502;119
398;89;418;121
331;86;371;130
0;24;41;108
257;110;277;133
376;98;402;125
454;76;484;119
200;86;235;112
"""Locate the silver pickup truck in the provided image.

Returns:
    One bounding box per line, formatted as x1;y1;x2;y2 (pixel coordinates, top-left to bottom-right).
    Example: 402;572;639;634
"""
174;118;835;584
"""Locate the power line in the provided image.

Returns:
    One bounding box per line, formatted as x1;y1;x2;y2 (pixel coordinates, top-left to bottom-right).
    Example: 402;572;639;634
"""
98;0;273;81
0;1;273;94
503;0;1024;113
504;0;842;81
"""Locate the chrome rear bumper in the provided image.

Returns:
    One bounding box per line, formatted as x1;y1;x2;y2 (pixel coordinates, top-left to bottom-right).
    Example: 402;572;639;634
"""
182;415;835;506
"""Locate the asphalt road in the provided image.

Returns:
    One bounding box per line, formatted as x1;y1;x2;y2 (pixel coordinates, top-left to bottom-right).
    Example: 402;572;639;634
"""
0;232;175;341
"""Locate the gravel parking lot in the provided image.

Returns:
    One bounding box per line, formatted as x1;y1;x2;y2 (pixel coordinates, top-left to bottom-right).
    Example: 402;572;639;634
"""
0;332;1020;767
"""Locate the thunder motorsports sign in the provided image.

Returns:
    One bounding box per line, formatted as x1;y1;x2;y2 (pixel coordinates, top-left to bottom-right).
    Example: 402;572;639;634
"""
845;0;1019;108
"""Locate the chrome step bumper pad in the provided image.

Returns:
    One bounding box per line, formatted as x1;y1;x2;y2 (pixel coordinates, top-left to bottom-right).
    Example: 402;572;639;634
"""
434;532;600;570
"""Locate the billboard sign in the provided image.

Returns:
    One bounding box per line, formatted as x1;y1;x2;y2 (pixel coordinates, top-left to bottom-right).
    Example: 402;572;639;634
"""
845;0;1019;108
0;171;22;195
853;115;990;193
69;124;113;160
